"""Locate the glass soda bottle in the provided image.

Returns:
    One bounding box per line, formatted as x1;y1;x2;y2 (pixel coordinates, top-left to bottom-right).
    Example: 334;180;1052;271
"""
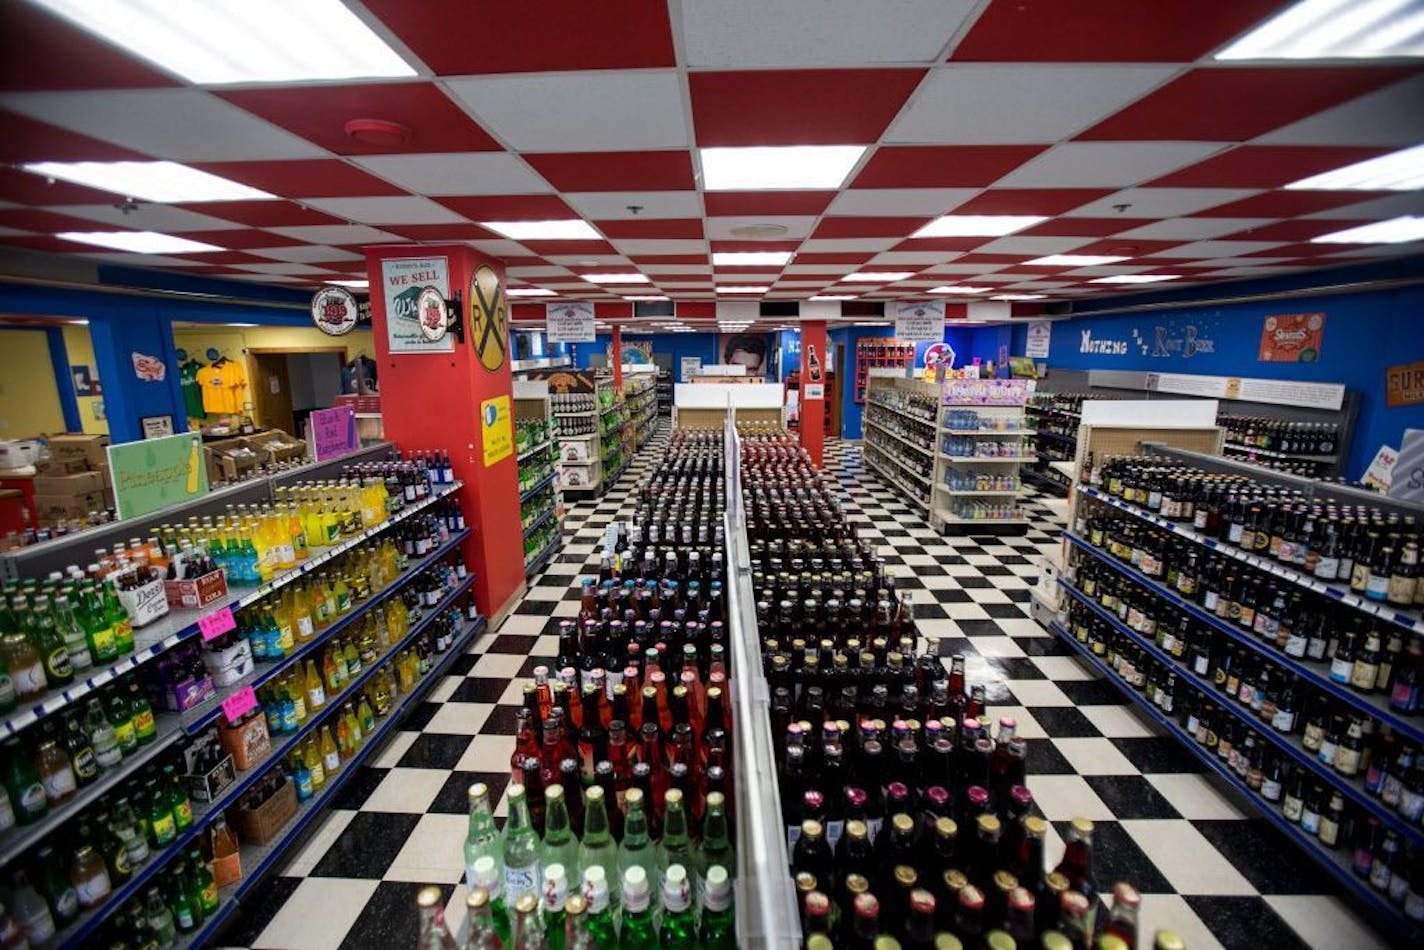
699;864;736;950
657;864;696;948
415;884;456;950
618;866;657;950
502;785;542;910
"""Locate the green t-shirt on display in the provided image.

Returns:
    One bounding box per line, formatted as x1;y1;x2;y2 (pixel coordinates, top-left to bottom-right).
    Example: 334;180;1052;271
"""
181;362;205;419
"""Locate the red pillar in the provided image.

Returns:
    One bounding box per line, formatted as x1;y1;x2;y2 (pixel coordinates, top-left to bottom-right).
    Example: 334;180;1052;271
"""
364;244;525;620
611;326;624;387
800;320;827;467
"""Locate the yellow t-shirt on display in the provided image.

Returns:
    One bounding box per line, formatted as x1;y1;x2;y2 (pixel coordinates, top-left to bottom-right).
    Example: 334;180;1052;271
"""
196;362;247;415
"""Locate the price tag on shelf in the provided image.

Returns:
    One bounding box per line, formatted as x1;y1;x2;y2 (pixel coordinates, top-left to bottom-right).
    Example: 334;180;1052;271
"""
220;686;258;724
198;606;236;642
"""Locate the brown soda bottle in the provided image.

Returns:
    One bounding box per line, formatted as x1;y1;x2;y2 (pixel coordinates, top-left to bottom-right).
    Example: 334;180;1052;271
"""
1053;817;1098;932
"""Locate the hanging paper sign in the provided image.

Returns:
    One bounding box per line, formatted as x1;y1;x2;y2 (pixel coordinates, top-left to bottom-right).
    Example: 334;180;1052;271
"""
1025;321;1052;358
480;395;513;466
416;286;450;343
1390;430;1424;502
311;286;359;336
680;356;702;380
199;605;236;641
310;405;359;460
220;686;258;724
892;301;945;342
1259;312;1324;362
547;301;596;343
383;257;453;353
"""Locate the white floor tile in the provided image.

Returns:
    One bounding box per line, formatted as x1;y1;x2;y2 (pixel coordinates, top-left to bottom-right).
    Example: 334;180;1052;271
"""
1120;819;1258;895
1025;774;1116;821
369;730;420;768
1078;703;1159;738
1004;680;1072;706
423;701;494;735
1052;737;1141;775
497;614;550;637
1030;655;1096;681
946;602;992;620
1137;894;1225;950
1266;894;1385;950
971;636;1027;658
363;767;450;813
471;652;525;678
984;705;1046;739
385;813;469;883
282;809;356;876
457;734;515;772
256;877;380;950
1144;773;1250;820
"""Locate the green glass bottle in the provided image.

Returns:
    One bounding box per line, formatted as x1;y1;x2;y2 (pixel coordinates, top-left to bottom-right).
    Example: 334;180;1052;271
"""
578;785;618;905
564;893;594;950
657;864;697;949
144;886;176;947
108;689;137;756
2;738;47;824
52;595;92;675
698;790;734;896
465;886;502;950
79;583;117;663
655;789;693;887
166;766;192;832
146;780;176;848
617;866;657;950
170;867;197;934
542;862;569;950
189;847;218;916
699;865;735;950
28;596;73;689
542;784;580;886
580;865;618;950
502;785;542;914
181;858;206;927
469;855;511;949
130;682;157;747
616;787;655;889
464;782;503;889
102;581;133;655
36;844;78;926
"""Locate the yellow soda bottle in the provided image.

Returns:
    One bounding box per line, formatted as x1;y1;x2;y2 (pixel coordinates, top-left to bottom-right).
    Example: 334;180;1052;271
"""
344;702;363;747
319;725;340;774
303;735;325;790
304;658;326;711
342;637;361;678
287;504;308;561
335;710;353;760
285;672;306;725
386;596;408;642
319;496;339;545
332;574;351;616
270;599;294;655
289;586;314;644
320;575;339;625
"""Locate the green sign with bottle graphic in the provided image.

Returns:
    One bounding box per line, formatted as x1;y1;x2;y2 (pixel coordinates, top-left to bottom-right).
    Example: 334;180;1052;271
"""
107;431;209;519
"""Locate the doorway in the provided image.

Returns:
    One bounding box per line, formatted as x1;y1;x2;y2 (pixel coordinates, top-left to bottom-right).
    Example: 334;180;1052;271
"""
246;348;345;437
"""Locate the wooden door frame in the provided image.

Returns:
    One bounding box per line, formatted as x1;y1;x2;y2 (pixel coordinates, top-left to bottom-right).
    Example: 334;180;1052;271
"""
244;346;347;430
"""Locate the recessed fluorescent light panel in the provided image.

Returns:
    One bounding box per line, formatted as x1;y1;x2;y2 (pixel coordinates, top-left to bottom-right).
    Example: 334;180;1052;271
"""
809;294;855;301
712;251;794;266
1025;254;1130;266
22;160;273;202
623;295;669;301
992;294;1046;301
507;288;557;297
911;215;1047;238
582;273;649;284
843;272;913;282
716;286;770;293
1090;274;1183;284
929;285;991;294
57;231;223;254
700;146;866;191
1216;0;1424;60
31;0;417;84
1286;144;1424;190
1310;215;1424;243
330;279;369;288
480;220;601;241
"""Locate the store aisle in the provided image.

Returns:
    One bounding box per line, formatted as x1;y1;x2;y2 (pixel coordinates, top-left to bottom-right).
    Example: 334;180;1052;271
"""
218;429;1384;950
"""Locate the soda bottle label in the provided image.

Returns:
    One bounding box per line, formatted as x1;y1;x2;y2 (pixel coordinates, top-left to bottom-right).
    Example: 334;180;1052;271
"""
41;768;76;801
151;812;176;844
133;708;156;739
324;750;340;772
505;865;539;902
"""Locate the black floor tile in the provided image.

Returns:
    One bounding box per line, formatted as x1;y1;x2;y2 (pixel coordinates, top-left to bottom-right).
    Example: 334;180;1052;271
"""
213;875;303;946
487;633;538;654
956;619;1010;637
396;732;474;770
1193;820;1337;894
1051;819;1173;894
1024;738;1076;774
514;598;560;616
480;704;523;736
1058;679;1130;706
339;881;457;950
327;765;391;811
984;602;1031;619
449;676;512;704
311;811;422;879
1029;706;1102;738
1112;737;1207;774
397;700;442;732
1182;896;1306;950
1082;775;1182;819
443;653;479;676
428;770;512;815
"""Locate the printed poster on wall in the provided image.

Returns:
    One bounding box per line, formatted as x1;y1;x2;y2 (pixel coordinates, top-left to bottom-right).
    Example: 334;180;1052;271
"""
382;257;453;354
480;395;513;467
1258;312;1324;362
1386;360;1424;408
1025;321;1052;358
892;300;945;341
546;301;596;343
107;432;208;520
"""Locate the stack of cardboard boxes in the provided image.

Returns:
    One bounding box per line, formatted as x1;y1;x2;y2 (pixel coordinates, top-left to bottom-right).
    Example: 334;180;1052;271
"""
32;433;113;524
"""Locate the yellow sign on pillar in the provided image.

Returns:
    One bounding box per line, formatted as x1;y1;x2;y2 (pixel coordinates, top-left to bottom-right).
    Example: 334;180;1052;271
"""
480;395;513;466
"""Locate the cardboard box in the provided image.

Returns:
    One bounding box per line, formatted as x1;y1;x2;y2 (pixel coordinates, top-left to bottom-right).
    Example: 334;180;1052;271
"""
33;470;104;496
205;438;262;484
185;751;236;804
202;637;254;687
116;576;170;628
232;776;297;846
32;490;107;523
164;568;229;610
35;456;89;475
45;433;110;468
560;438;594;463
244;430;307;465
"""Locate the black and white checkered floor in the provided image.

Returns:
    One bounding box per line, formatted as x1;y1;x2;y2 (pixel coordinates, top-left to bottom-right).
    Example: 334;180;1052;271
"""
218;425;1385;949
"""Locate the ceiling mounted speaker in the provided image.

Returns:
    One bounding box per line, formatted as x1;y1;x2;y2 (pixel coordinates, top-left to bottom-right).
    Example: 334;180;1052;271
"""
729;223;789;238
344;118;412;147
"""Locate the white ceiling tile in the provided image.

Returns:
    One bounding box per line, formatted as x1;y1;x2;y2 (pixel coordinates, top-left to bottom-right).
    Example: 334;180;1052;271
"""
249;245;361;263
1255;75;1424;146
1322;241;1424;258
682;0;976;67
55;204;251;232
1301;192;1424;219
1001;280;1075;288
563;192;702;220
468;239;533;257
446;70;688;151
73;253;209;267
544;255;628;266
1065;189;1260;218
994;142;1228;188
704;216;817;240
506;266;572;278
885;65;1178;144
608;240;709;256
797;237;900;252
1148;240;1286;258
351;153;550;196
826;188;977;215
301;196;468;225
867;251;963;265
1063;265;1156;276
231;262;331;275
640;263;712;274
784;263;860;274
267;225;401;244
0;89;327;161
924;263;1011;273
1112;217;1273;240
973;235;1097;255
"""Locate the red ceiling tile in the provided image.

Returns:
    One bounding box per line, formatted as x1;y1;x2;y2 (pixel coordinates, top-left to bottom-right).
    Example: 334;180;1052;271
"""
690;70;925;146
511;303;546;321
1078;67;1416;141
519;240;618;256
889;237;984;252
794;252;877;263
501;256;551;267
1067;238;1191;256
598;219;705;239
174;201;341;227
0;110;146;164
1018;217;1144;237
436;195;578;221
811;217;932;238
363;0;675;74
1252;241;1352;258
168;251;268;266
854;147;1045;188
1193;190;1377;217
949;253;1030;265
703;192;835;216
1146;146;1395;188
0;3;178;92
218;83;500;155
951;0;1289;62
627;254;709;264
0;208;116;233
1214;219;1363;242
0;168;119;205
382;224;495;241
525;152;695;192
595;303;633;319
677;302;717;319
178;229;295;250
193;160;406;199
951;189;1113;215
0;234;111;253
645;272;712;281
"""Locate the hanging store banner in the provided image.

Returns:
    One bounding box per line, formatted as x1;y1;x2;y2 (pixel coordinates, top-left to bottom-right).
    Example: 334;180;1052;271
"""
309;405;359;461
546;301;596;343
1025;321;1052;358
1258;312;1325;362
108;431;209;520
383;257;452;354
480;395;513;466
892;301;945;341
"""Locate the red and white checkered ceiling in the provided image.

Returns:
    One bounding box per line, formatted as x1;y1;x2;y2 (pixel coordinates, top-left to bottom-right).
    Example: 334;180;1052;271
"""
1;0;1421;317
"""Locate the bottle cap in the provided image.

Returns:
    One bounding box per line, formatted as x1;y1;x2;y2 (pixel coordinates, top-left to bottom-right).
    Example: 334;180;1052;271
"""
807;937;833;950
984;932;1014;950
1060;891;1090;915
992;870;1018;894
935;816;957;839
466;888;489;911
665;787;683;806
966;785;989;807
1153;931;1186;950
934;935;963;950
585;784;604;804
542;863;568;911
874;938;901;950
1008;886;1034;913
976;813;1002;835
1113;881;1142;908
894;865;918;887
909;888;935;914
622;866;650;912
662;863;691;912
416;886;441;908
854;891;880;919
707;790;725;809
704;865;732;912
795;871;818;894
845;820;868;841
1041;933;1073;950
546;784;564;803
958;885;984;912
891;813;914;834
471;855;500;893
1024;815;1048;836
1069;816;1095;836
564;893;587;918
804;891;830;917
802;818;824;838
942;868;968;892
514;893;538;915
845;874;869;895
625;786;644;806
1010;785;1034;808
468;782;488;803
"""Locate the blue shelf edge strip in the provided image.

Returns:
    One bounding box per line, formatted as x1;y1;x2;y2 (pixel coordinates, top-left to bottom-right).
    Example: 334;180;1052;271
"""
519;471;556;503
522;507;556;539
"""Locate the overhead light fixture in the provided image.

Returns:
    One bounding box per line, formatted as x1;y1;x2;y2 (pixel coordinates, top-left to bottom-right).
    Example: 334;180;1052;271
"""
31;0;417;84
226;322;259;328
809;294;856;301
929;285;991;294
57;231;223;254
700;146;866;191
1215;0;1424;61
623;295;669;301
843;272;913;282
329;279;369;289
712;251;794;266
854;321;891;327
481;220;601;241
582;273;649;284
1286;144;1424;191
1090;274;1183;284
508;288;557;297
67;319;89;325
991;293;1046;301
22;160;274;202
1025;254;1130;266
716;286;769;293
911;215;1048;238
1310;215;1424;243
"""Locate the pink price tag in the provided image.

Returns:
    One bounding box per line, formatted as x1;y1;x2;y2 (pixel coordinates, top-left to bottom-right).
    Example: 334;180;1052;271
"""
198;606;236;641
221;686;258;724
